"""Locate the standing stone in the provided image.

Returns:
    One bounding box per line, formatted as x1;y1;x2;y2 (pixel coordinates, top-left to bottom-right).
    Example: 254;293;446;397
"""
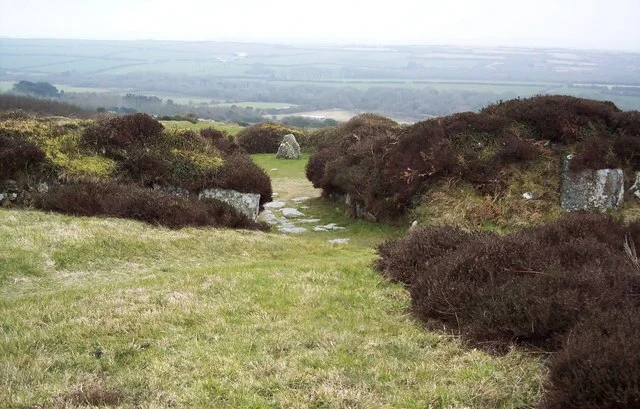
276;134;301;159
561;155;624;212
199;188;261;221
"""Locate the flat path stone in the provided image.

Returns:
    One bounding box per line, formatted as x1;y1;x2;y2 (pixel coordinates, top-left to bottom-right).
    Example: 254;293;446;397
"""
292;196;311;202
281;208;305;218
265;201;286;209
328;238;349;245
278;226;307;234
318;223;345;231
297;218;321;223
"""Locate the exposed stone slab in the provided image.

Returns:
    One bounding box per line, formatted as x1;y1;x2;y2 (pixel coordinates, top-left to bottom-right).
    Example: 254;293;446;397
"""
561;155;624;212
199;188;261;221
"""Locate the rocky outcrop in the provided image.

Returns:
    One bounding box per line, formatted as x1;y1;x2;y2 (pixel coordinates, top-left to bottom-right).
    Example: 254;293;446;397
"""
561;155;624;212
198;188;261;221
275;133;301;159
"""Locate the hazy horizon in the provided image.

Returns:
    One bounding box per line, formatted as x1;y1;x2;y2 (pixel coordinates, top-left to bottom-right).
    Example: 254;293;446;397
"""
1;0;639;52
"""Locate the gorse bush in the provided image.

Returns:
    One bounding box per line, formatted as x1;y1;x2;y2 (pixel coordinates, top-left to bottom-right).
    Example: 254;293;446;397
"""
236;122;305;153
34;182;269;230
307;96;640;221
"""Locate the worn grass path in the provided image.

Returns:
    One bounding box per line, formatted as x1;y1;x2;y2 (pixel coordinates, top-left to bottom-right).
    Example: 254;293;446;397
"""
0;155;546;408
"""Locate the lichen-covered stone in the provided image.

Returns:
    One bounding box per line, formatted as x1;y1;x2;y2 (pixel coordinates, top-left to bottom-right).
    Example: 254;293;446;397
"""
275;134;301;159
199;188;261;221
561;155;624;212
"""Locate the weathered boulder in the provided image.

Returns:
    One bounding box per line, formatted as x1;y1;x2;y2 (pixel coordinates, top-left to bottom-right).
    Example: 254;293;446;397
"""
561;155;624;212
275;133;301;159
199;188;261;221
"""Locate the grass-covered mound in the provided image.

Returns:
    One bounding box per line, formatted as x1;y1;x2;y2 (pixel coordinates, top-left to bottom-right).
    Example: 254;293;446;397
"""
0;112;271;229
376;213;640;407
236;122;306;153
307;96;640;227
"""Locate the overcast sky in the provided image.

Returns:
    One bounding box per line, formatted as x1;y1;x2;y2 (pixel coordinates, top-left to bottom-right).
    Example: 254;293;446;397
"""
0;0;639;50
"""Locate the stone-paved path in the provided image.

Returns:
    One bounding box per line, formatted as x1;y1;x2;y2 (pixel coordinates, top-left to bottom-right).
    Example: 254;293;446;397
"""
261;195;350;244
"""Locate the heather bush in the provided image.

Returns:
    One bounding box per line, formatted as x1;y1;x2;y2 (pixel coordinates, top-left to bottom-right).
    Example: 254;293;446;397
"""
34;182;269;230
569;137;616;171
0;133;46;178
81;113;164;156
236;122;305;153
307;97;640;222
541;308;640;409
482;95;619;143
376;213;639;351
214;153;273;207
200;127;242;154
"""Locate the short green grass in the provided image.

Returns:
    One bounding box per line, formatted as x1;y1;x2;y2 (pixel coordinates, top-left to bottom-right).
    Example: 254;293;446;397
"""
0;155;547;408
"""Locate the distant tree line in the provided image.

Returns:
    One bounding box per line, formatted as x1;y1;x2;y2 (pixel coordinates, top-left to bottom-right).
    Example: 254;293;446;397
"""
12;81;61;98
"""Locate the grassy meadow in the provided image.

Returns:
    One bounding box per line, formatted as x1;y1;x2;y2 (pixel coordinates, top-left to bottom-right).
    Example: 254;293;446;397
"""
0;154;547;408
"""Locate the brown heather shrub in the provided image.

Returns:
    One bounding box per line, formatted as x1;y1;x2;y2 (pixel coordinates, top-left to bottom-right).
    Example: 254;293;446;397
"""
34;182;269;230
612;134;640;170
541;308;640;409
612;110;640;136
80;113;164;156
236;122;305;153
214;153;273;207
569;137;616;171
307;98;640;221
0;133;46;178
200;127;242;154
493;136;540;165
376;213;639;352
482;95;619;144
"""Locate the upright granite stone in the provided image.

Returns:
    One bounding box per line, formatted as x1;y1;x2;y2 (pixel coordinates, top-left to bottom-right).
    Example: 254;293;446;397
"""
561;154;624;212
276;133;301;159
199;188;261;221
